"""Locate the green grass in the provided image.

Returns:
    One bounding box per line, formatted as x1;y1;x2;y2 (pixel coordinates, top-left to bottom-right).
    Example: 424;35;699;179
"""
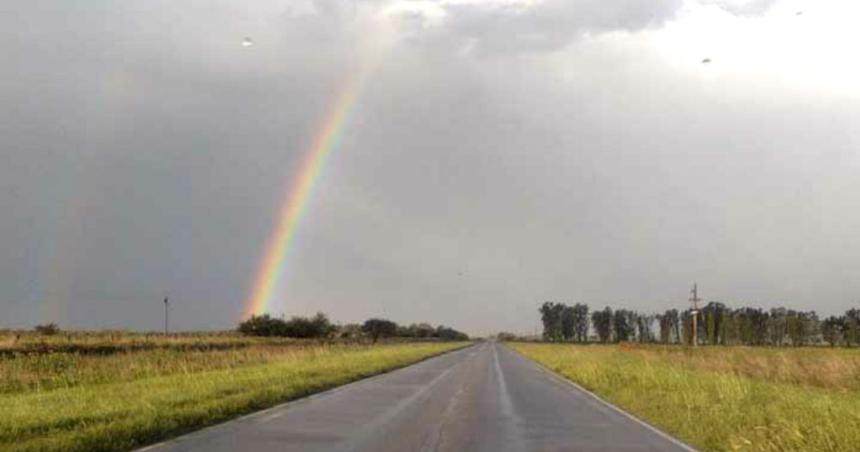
509;343;860;452
0;342;466;452
0;330;309;355
0;343;391;393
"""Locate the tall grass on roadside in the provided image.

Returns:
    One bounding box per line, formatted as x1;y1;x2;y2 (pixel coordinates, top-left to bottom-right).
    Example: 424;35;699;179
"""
0;345;337;394
0;330;296;356
0;342;466;452
593;343;860;391
509;343;860;452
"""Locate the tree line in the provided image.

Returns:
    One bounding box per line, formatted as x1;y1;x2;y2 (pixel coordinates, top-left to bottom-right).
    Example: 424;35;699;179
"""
238;313;469;342
538;301;860;347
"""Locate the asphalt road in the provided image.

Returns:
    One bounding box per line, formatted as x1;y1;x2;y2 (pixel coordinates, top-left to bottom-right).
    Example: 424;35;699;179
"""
144;342;694;452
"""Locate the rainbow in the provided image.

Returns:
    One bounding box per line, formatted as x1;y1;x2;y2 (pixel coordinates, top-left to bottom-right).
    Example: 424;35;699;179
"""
243;73;364;319
42;67;133;324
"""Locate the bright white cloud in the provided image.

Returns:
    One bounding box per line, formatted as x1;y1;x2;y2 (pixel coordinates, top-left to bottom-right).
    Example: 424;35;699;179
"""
648;0;860;98
703;0;779;16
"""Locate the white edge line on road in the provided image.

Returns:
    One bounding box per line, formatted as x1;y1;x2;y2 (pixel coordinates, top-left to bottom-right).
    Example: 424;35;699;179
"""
135;343;477;452
503;344;699;452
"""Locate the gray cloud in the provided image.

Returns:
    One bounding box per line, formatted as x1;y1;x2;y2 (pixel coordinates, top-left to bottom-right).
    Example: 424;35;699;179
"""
440;0;684;55
2;0;859;335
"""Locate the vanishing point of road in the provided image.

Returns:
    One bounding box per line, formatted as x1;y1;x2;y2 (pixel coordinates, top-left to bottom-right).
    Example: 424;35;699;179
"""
144;342;695;452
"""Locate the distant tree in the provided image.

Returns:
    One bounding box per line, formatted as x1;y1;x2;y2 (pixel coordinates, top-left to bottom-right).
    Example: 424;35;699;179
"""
362;318;398;343
34;322;60;336
769;307;788;346
313;312;336;337
534;300;846;348
785;310;818;346
734;307;768;346
843;309;860;347
338;323;364;340
496;332;518;341
539;302;551;340
282;312;335;338
672;309;683;343
787;310;802;346
626;310;640;342
636;314;655;343
239;313;334;338
802;311;820;345
397;324;417;338
238;314;284;337
658;309;679;344
591;307;613;343
539;302;565;342
561;305;576;341
572;303;590;343
613;309;634;342
414;323;436;338
822;316;843;347
435;325;469;341
702;302;727;345
841;319;856;347
721;310;740;345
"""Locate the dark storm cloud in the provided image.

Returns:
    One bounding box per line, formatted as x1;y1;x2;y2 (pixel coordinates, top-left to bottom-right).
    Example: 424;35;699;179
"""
0;0;348;329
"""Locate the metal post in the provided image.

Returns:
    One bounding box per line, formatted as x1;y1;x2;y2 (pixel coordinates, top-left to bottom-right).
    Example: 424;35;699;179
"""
689;283;700;347
164;297;169;335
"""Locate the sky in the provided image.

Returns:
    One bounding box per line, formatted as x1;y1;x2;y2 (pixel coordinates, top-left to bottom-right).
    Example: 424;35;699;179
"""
2;0;859;335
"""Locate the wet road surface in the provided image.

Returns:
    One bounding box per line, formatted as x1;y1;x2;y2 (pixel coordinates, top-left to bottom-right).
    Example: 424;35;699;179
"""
144;342;694;452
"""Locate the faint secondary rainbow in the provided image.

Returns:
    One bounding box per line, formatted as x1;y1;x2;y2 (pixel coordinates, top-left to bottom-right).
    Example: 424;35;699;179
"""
243;72;365;319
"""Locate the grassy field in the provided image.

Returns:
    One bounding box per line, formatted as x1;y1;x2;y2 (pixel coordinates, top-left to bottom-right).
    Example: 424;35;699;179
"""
0;330;302;355
0;336;467;452
509;342;860;452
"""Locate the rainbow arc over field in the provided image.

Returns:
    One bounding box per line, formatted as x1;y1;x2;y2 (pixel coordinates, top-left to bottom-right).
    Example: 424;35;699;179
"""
243;69;370;319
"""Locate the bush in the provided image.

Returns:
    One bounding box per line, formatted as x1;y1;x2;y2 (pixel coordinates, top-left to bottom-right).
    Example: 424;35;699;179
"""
237;315;283;337
283;313;336;339
238;313;335;338
390;322;469;341
338;323;363;340
362;318;399;343
435;325;469;341
34;323;60;335
238;313;469;342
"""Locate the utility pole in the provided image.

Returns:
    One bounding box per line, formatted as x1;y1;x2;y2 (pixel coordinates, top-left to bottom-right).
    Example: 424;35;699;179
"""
163;297;169;335
689;283;700;347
